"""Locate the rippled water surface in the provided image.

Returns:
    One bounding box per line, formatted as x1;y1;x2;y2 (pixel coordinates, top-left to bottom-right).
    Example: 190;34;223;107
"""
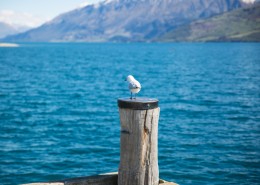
0;43;259;185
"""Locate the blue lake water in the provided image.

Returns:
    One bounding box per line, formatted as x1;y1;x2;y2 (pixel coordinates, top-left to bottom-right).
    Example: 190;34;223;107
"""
0;43;259;185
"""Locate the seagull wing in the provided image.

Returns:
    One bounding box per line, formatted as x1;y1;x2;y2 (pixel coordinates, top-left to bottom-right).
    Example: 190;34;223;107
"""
129;80;141;89
135;80;141;89
129;81;138;89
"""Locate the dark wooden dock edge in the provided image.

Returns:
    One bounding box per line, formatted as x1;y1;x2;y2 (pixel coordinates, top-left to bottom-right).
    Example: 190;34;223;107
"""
22;172;178;185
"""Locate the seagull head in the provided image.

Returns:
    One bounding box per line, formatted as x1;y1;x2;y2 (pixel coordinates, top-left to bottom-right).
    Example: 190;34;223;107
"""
126;75;135;82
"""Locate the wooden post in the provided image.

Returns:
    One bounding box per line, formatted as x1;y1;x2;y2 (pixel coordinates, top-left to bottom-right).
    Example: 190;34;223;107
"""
118;98;160;185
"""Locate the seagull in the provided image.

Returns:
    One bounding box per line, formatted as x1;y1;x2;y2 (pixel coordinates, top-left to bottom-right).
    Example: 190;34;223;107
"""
126;75;141;99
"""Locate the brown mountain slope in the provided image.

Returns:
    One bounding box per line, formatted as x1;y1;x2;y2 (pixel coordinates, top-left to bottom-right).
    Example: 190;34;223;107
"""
158;3;260;42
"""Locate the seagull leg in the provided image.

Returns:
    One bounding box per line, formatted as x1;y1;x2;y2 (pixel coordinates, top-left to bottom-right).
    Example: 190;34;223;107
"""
130;92;132;99
134;93;136;99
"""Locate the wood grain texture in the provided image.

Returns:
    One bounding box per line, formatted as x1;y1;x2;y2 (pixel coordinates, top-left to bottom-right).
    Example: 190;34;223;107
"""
118;107;160;185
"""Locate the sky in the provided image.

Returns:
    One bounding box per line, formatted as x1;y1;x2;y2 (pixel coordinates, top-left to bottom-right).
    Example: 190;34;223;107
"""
0;0;101;27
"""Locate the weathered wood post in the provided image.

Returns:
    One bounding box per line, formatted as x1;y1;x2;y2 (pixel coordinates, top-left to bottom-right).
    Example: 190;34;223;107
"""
118;98;160;185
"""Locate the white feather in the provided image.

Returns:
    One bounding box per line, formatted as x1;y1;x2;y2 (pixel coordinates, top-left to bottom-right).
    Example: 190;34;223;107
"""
126;75;141;94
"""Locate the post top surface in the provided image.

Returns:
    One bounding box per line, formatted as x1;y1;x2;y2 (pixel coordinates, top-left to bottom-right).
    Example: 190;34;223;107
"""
118;97;159;110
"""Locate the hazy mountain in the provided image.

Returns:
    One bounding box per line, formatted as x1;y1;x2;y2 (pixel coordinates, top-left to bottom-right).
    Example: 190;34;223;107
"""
0;22;16;39
2;0;257;42
0;22;30;39
0;22;29;39
158;3;260;42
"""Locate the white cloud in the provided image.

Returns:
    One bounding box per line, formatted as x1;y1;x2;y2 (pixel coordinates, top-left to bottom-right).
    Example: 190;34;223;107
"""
241;0;256;3
77;0;104;8
78;1;95;8
0;10;48;28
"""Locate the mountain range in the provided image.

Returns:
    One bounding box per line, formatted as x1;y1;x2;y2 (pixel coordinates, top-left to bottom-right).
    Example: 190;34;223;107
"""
158;3;260;42
2;0;259;42
0;22;30;39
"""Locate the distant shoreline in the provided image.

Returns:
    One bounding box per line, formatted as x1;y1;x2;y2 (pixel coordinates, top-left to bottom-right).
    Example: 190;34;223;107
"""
0;43;19;47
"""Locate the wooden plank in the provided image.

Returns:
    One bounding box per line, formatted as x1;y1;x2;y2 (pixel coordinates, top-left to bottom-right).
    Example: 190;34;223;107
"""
22;173;118;185
22;172;178;185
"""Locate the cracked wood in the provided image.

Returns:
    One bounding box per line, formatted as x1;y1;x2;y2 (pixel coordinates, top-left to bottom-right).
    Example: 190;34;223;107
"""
118;107;160;185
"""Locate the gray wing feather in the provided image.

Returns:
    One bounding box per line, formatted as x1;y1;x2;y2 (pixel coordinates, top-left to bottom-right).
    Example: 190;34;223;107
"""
129;82;137;89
